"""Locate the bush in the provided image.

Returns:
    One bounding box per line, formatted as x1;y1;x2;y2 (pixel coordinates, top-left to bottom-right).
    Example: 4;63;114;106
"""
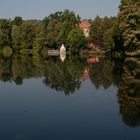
3;46;13;58
19;49;33;55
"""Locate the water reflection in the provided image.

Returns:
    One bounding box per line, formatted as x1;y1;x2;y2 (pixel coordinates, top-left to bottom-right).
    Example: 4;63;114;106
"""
117;58;140;126
0;54;116;94
0;54;140;128
43;56;84;95
89;58;115;89
60;52;66;62
0;54;46;84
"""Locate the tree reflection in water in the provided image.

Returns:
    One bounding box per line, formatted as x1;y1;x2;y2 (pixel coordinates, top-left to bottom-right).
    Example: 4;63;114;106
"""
43;56;85;95
0;54;47;84
117;58;140;126
0;54;139;127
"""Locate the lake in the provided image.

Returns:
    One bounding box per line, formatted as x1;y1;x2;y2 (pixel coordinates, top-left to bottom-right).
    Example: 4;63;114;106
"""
0;54;139;140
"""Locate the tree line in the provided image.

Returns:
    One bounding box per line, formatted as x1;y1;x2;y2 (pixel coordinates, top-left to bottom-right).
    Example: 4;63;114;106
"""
0;9;87;56
90;0;140;57
0;0;140;57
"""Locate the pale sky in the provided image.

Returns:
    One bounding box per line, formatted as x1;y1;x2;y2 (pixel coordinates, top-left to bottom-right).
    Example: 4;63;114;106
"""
0;0;121;20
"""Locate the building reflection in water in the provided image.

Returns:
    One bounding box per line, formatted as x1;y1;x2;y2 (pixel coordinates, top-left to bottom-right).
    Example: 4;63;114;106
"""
60;53;66;62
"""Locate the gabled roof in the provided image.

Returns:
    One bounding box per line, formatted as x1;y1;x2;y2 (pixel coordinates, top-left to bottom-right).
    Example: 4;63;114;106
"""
79;20;90;29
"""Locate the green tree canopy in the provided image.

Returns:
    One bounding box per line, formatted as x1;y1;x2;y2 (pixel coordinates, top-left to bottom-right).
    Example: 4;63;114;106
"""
12;16;23;26
67;28;87;54
0;19;11;48
45;19;62;48
118;0;140;55
90;16;117;48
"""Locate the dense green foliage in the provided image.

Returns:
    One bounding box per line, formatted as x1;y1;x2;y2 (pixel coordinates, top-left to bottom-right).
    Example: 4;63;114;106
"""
90;16;117;49
67;28;87;54
3;46;13;58
0;10;84;55
89;0;140;56
104;0;140;56
0;19;11;47
12;16;23;26
0;1;139;56
117;0;140;56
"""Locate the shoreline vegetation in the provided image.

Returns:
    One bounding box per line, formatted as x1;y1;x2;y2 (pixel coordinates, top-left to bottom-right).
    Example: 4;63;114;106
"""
0;0;139;58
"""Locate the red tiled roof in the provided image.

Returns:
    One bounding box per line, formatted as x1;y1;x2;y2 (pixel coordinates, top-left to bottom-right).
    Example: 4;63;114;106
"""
79;20;90;29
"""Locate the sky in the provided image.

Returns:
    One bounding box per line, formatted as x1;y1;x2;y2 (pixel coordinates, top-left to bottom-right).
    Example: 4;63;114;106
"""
0;0;121;20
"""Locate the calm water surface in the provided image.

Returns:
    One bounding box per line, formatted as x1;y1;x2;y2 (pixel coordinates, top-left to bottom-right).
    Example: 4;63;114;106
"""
0;55;139;140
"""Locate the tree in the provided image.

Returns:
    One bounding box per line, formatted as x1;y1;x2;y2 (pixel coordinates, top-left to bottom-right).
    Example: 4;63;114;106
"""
103;27;115;51
67;28;87;54
90;16;103;47
56;22;72;46
62;9;80;26
118;0;140;55
43;10;81;48
12;16;23;26
11;25;22;50
45;19;62;48
12;21;35;51
20;22;35;49
112;22;124;52
33;25;46;54
90;16;117;49
0;19;11;48
43;11;63;30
